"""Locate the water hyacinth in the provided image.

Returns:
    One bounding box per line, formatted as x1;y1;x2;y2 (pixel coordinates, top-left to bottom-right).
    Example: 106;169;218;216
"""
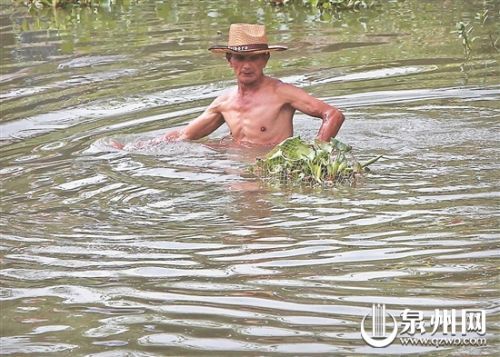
16;0;94;10
250;136;382;187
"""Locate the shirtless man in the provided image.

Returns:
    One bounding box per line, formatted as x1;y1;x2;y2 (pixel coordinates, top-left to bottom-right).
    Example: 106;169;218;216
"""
115;24;344;148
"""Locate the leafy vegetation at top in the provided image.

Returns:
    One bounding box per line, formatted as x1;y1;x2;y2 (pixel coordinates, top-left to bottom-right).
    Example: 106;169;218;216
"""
453;9;498;61
301;0;380;11
270;0;381;12
15;0;94;10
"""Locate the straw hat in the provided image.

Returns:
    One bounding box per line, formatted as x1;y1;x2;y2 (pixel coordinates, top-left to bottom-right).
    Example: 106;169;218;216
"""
209;23;287;54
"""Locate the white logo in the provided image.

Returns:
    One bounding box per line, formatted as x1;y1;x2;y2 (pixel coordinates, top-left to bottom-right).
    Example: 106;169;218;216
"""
360;304;487;348
360;304;398;348
229;45;249;51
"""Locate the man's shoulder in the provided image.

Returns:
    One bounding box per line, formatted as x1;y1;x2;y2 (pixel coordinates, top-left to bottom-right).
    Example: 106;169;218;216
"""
270;78;303;98
265;76;285;87
212;87;235;103
263;76;296;94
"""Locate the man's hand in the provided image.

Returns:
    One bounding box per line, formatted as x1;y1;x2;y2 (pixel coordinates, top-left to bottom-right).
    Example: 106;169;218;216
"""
110;139;125;150
108;130;181;151
162;130;183;141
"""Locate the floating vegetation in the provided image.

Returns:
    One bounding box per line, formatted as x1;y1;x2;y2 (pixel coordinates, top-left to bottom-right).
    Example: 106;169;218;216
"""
269;0;380;10
265;0;382;23
304;0;380;11
250;137;382;187
15;0;94;10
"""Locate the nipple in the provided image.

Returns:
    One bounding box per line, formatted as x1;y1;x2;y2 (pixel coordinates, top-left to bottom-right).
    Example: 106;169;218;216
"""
260;126;266;132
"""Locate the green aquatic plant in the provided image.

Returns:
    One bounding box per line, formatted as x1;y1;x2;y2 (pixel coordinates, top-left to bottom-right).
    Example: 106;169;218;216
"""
15;0;94;10
265;0;382;23
267;0;381;12
454;8;499;61
250;136;382;187
475;9;499;53
454;21;474;60
269;0;379;10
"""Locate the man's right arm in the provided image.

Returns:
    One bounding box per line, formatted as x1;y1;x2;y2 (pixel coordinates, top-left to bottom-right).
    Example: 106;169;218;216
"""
163;97;225;141
111;96;226;150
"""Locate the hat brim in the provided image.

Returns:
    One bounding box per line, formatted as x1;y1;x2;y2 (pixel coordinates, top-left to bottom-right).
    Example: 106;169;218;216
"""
208;45;288;54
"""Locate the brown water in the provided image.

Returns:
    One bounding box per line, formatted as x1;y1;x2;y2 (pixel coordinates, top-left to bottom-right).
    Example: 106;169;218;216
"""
1;0;499;355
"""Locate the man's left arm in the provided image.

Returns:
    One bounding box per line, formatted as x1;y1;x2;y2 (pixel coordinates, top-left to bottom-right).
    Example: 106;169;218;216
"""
278;83;345;141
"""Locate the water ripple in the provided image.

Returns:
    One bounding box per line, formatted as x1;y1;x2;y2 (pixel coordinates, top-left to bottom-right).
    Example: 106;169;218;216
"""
1;1;498;355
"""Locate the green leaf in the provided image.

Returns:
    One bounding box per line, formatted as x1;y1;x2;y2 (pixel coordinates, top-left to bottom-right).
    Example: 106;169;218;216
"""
279;137;315;161
361;155;383;168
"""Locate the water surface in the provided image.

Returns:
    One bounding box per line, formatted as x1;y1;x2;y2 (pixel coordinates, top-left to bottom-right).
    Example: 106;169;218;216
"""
1;0;499;355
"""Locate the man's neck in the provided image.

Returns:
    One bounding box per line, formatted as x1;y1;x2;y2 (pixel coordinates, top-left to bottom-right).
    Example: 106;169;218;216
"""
237;75;266;95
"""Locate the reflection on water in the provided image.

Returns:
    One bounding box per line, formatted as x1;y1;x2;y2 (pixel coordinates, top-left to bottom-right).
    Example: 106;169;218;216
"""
1;0;499;355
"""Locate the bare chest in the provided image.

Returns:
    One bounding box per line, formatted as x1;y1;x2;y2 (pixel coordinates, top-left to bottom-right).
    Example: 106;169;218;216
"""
223;93;283;126
233;93;276;113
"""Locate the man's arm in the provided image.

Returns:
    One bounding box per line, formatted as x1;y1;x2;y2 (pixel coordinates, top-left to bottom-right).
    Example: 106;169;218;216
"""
278;83;344;141
110;97;225;150
163;97;225;141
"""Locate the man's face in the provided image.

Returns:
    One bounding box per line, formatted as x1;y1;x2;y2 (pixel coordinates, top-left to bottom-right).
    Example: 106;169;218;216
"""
227;53;269;85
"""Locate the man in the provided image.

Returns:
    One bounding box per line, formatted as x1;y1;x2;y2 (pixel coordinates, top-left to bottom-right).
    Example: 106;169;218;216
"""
114;23;344;148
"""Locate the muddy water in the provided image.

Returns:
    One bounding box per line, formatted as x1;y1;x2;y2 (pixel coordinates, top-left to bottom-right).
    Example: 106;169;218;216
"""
1;0;499;355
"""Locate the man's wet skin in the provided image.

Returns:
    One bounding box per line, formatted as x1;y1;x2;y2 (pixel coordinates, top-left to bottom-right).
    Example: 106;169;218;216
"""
111;24;344;150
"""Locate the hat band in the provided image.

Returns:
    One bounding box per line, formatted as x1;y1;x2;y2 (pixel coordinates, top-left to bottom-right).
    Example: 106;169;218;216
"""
228;43;269;52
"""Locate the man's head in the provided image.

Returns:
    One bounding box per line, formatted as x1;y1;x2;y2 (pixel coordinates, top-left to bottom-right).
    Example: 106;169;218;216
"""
209;24;286;86
225;52;270;85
